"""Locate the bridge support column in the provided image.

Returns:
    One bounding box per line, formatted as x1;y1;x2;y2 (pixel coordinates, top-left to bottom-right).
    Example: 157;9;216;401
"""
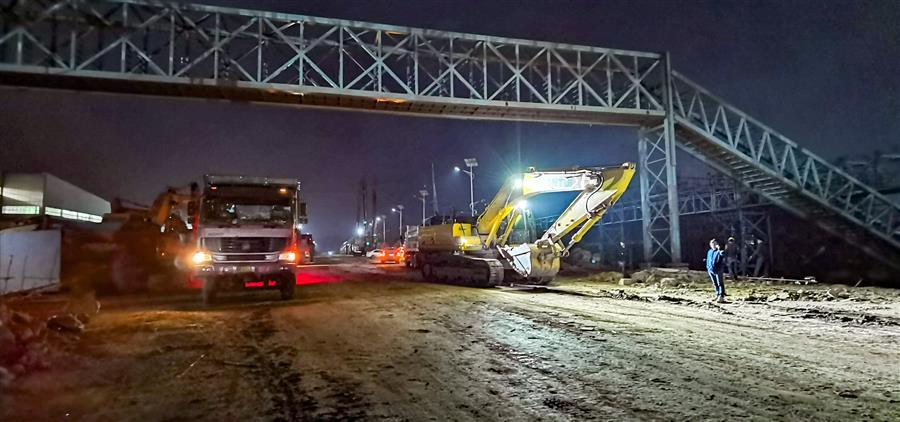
638;52;682;265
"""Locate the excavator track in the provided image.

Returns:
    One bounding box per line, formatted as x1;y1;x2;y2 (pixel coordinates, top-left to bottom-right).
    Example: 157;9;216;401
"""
419;255;505;287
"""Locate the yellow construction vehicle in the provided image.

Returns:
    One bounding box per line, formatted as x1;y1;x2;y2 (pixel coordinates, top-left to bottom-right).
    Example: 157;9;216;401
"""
408;163;635;287
87;184;199;292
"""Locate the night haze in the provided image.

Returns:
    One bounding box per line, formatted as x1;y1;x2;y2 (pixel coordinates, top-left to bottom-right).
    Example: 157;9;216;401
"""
4;1;900;420
2;0;898;250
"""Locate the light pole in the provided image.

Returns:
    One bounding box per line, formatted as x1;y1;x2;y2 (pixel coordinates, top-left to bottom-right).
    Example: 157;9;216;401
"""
392;205;404;240
374;216;380;244
454;157;478;216
417;189;429;224
379;215;387;244
361;220;371;250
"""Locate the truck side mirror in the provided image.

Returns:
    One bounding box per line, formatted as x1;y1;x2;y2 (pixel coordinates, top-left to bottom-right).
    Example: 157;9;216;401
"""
298;202;308;224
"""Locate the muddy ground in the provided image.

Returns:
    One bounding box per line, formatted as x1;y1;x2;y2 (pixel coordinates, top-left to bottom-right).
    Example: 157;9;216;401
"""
1;257;899;421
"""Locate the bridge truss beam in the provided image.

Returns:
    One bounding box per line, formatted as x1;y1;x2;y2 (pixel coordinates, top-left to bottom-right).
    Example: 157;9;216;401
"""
0;0;666;125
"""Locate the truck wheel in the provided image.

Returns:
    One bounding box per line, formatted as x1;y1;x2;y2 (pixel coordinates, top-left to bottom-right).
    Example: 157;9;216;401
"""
202;277;217;305
280;274;296;300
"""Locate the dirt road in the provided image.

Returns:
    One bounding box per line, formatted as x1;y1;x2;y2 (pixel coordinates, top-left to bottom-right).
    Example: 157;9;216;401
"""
2;257;899;421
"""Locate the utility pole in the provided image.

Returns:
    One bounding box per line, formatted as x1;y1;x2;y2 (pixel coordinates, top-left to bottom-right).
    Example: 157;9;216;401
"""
431;163;439;216
371;183;377;247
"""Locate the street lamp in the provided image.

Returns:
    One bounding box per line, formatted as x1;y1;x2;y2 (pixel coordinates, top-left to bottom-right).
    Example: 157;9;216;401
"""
375;215;386;245
375;216;381;244
417;189;429;224
455;158;478;216
392;205;404;240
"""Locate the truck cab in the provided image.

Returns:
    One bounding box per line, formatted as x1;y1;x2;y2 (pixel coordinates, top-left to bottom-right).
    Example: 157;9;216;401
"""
190;175;307;304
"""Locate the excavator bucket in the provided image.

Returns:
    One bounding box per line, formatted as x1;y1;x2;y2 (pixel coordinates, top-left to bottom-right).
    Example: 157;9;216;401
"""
498;243;560;282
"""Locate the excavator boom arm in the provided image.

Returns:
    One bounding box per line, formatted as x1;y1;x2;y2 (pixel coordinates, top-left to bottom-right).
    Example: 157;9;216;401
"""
540;164;635;245
476;164;635;250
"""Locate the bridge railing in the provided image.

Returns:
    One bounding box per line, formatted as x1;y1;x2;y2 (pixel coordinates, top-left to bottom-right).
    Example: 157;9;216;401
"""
670;71;900;249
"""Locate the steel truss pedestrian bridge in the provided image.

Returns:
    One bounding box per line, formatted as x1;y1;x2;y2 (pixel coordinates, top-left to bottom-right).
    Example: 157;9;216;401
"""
1;0;898;268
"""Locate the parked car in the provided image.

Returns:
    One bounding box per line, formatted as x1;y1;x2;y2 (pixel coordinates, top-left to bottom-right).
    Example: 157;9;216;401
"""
368;247;402;264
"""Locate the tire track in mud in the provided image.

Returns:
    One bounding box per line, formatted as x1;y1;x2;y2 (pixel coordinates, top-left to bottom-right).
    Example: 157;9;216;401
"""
237;308;370;421
239;309;316;421
430;301;662;421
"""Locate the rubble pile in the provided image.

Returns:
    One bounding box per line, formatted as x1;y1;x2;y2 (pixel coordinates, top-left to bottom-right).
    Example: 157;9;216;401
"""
574;267;711;288
742;287;898;303
0;299;89;389
567;267;900;307
586;271;623;284
631;268;711;287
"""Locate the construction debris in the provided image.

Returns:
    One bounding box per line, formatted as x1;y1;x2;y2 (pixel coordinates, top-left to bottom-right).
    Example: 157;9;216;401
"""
0;294;97;390
588;271;623;284
47;314;85;334
559;266;900;311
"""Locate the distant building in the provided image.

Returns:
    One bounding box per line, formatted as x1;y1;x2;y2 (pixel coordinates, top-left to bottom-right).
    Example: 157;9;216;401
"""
0;172;110;225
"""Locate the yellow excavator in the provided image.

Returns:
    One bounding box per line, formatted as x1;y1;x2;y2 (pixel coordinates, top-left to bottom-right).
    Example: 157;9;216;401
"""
410;163;635;287
96;184;199;291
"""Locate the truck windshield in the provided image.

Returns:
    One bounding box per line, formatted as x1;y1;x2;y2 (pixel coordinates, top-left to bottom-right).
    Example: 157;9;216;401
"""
203;198;292;226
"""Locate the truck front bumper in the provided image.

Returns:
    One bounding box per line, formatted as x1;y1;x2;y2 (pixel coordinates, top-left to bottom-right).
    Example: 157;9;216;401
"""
194;262;296;277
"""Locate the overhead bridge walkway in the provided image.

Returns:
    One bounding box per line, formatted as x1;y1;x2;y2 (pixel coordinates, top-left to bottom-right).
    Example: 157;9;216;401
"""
1;0;897;268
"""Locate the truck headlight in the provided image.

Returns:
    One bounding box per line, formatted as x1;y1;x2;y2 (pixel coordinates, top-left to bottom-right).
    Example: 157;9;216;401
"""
278;251;297;262
192;251;212;265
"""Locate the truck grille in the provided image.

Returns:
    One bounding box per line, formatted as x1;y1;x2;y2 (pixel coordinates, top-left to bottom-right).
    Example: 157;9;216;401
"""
205;237;287;253
215;254;271;262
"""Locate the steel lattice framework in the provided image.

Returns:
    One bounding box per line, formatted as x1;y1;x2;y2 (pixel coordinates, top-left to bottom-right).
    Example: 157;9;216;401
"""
1;0;898;268
0;0;666;124
535;187;770;228
535;188;774;274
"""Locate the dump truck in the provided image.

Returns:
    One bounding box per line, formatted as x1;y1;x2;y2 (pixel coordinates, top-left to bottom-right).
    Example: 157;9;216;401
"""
190;175;308;304
407;164;635;287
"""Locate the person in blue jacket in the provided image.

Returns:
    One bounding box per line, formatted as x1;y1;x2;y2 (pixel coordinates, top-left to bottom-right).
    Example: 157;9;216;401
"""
705;239;727;303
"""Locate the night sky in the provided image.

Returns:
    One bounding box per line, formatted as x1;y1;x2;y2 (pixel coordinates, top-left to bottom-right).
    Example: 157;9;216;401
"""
1;0;898;250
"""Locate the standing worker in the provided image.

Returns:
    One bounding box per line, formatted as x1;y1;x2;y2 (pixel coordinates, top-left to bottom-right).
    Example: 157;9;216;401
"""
724;237;739;281
705;239;727;303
